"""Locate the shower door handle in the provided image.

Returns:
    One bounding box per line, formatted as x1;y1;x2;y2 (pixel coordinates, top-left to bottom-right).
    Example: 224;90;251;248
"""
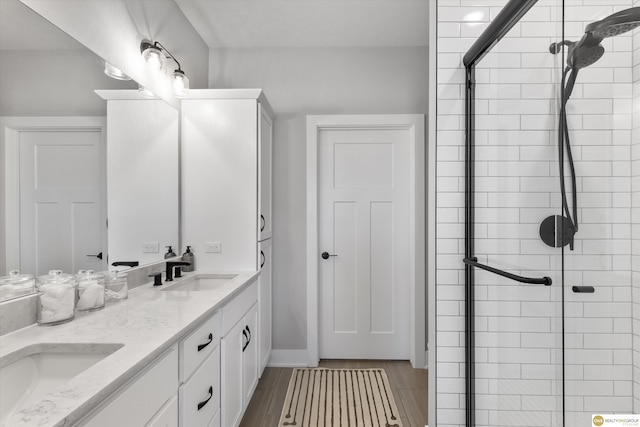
572;286;595;293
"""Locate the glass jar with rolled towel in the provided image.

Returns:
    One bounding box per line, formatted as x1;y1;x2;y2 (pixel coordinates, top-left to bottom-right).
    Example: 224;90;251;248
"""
0;270;35;301
103;270;128;301
36;270;76;326
75;270;105;312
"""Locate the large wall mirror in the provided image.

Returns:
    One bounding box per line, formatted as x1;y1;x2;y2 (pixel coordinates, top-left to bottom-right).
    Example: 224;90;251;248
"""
0;0;179;295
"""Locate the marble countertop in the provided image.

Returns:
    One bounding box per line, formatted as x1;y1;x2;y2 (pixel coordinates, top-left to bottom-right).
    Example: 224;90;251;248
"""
0;270;260;427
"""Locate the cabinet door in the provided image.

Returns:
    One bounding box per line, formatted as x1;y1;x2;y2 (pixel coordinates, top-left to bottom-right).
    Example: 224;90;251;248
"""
242;303;259;407
258;239;272;376
221;320;245;427
78;347;178;426
145;396;178;427
258;104;273;242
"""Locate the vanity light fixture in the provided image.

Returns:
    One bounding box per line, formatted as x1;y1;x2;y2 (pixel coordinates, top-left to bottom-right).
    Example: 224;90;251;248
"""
104;61;131;80
140;39;190;97
137;85;156;98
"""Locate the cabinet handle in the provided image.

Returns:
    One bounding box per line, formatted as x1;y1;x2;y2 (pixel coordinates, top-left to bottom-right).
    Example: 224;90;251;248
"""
197;333;213;352
197;386;213;411
242;328;249;352
246;325;251;345
260;251;265;269
260;214;266;232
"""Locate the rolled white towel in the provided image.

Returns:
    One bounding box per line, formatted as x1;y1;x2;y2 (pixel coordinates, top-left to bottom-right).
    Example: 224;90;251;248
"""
77;282;104;310
39;284;75;323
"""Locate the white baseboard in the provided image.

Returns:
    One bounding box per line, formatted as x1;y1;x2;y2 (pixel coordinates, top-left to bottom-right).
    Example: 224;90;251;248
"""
267;349;309;367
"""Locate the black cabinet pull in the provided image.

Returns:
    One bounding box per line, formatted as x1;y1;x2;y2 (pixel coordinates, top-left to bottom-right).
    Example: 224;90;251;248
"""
260;251;265;268
572;286;595;293
260;214;266;232
246;325;251;345
242;328;249;352
197;333;213;352
197;386;213;411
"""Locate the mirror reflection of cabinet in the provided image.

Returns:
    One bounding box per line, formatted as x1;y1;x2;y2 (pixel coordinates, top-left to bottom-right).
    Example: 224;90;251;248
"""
97;91;179;266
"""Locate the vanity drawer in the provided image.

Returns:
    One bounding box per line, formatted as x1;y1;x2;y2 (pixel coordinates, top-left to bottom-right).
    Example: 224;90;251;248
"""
222;280;258;336
208;410;220;427
179;345;220;427
180;310;221;382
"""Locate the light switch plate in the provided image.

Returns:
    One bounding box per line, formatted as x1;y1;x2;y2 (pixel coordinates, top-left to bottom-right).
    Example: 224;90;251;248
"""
143;242;159;253
204;242;221;253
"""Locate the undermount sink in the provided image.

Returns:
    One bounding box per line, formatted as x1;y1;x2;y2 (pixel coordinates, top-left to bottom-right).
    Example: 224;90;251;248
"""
0;343;123;423
160;274;238;292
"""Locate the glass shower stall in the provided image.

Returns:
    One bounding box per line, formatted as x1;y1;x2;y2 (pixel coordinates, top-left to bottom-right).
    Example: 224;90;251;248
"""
462;0;639;425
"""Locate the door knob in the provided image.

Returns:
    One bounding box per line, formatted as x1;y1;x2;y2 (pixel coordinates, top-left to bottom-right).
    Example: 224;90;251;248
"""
321;252;337;260
86;252;103;260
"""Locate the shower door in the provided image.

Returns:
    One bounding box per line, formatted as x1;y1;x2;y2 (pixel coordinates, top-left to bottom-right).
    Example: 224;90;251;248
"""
561;2;636;425
470;1;565;425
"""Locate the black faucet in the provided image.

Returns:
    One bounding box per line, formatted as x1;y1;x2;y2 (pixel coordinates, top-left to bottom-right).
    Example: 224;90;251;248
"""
165;261;191;282
148;272;162;286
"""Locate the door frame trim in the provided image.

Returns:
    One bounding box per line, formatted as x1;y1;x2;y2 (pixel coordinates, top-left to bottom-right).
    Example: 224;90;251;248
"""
1;116;107;273
306;114;426;368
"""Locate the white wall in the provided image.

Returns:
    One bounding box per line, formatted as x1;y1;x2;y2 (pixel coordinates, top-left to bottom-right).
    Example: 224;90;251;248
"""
21;0;209;108
436;0;635;425
0;50;136;116
208;46;428;350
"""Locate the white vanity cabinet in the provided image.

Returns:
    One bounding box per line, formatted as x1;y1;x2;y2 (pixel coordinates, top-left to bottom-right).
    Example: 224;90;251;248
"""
77;346;178;427
221;280;259;427
181;89;274;376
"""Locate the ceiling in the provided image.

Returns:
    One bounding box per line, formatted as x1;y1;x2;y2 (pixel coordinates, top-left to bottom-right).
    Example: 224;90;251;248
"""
175;0;430;48
0;0;429;51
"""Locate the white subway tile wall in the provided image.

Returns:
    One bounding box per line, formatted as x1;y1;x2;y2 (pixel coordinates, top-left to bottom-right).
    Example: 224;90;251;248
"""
633;0;640;415
436;0;637;425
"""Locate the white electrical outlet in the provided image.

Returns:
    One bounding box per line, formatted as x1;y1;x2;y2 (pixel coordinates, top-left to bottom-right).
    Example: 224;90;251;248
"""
142;242;159;253
204;242;221;253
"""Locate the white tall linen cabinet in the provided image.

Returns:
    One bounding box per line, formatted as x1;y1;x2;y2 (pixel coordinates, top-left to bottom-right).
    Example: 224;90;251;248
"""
181;89;273;425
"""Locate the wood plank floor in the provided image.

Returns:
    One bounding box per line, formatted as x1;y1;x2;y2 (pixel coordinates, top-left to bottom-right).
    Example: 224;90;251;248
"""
240;360;428;427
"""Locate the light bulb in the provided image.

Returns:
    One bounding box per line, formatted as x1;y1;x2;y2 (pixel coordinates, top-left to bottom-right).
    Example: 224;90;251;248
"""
142;45;166;73
138;85;155;98
173;70;189;98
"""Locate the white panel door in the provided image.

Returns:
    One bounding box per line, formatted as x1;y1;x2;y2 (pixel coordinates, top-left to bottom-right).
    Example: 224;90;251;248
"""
319;128;410;359
19;130;105;275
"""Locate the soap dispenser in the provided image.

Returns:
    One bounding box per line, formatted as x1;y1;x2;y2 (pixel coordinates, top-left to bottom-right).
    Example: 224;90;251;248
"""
164;246;176;259
182;246;195;272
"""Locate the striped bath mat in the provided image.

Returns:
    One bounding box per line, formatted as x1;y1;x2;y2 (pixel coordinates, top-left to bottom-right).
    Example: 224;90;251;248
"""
278;368;403;427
